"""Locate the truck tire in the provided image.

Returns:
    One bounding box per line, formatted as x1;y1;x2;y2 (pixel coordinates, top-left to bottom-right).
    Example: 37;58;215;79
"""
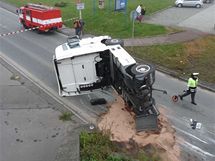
131;64;152;76
105;39;124;47
90;98;107;105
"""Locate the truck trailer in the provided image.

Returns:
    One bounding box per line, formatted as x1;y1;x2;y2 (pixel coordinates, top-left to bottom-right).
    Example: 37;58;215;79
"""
53;36;159;131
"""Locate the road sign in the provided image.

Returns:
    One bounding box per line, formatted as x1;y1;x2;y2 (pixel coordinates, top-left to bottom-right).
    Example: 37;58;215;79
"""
77;3;85;10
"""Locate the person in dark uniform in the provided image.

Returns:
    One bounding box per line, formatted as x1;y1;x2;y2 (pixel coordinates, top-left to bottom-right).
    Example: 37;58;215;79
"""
179;73;199;105
73;19;81;37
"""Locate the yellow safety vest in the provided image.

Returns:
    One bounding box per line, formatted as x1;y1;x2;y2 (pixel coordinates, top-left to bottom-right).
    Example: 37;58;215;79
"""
188;78;198;88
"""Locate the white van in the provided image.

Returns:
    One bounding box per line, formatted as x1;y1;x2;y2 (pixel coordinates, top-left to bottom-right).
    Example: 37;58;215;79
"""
175;0;203;8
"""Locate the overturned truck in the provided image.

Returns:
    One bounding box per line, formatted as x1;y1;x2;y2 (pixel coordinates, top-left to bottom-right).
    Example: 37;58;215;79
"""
53;36;159;131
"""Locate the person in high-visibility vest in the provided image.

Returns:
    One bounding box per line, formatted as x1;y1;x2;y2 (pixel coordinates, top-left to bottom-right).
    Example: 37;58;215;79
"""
179;73;199;105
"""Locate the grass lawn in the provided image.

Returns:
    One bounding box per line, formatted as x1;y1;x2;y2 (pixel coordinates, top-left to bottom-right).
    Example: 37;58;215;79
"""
5;0;176;38
125;35;215;84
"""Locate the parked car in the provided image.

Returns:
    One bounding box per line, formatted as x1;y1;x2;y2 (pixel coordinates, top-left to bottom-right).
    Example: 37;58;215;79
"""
175;0;203;8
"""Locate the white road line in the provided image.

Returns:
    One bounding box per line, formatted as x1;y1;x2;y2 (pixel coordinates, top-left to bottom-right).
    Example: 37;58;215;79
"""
207;137;215;144
207;130;215;136
174;126;208;144
183;140;215;158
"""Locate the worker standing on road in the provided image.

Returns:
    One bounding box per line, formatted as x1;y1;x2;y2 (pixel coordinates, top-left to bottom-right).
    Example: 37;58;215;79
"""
179;73;199;105
73;19;82;37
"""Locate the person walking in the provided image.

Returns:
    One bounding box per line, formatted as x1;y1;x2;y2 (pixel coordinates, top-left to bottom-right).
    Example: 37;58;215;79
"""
140;6;146;21
179;73;199;105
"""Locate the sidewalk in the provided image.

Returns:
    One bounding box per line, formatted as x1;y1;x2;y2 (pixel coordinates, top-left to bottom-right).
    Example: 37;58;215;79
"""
0;58;84;161
59;26;208;47
123;29;208;46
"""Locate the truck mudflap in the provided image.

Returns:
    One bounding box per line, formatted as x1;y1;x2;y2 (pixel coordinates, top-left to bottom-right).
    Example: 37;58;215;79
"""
135;105;160;132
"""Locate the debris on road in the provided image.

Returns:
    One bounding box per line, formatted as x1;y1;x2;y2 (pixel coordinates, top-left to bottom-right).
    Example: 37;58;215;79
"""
190;119;202;129
98;96;180;161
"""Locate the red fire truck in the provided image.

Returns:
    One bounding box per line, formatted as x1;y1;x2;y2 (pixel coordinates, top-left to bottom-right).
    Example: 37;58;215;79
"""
17;3;63;32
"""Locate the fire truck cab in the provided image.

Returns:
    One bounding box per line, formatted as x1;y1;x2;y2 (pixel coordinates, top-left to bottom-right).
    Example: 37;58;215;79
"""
17;3;63;32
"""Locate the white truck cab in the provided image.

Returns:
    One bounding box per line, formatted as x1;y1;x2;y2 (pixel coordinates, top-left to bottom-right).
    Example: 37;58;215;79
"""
54;36;135;96
53;36;159;131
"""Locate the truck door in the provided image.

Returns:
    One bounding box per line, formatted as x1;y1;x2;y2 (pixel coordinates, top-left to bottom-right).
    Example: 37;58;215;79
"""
71;53;99;87
56;59;77;93
25;10;32;23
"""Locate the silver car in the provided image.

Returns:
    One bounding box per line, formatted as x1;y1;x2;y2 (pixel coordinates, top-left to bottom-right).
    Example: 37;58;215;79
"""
175;0;203;8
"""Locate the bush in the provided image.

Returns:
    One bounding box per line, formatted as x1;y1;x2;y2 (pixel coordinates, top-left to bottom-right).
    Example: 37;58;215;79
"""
54;2;67;7
59;112;72;121
107;154;131;161
80;131;116;161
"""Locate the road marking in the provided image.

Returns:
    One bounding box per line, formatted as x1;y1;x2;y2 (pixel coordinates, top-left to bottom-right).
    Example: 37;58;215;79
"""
174;126;208;144
183;140;215;158
207;130;215;136
207;137;215;144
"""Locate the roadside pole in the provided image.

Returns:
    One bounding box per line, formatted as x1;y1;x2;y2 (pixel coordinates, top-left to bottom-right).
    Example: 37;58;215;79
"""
132;17;135;38
76;2;85;37
130;10;137;38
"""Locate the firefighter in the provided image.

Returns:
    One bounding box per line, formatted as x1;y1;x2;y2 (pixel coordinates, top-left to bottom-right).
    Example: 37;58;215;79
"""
179;73;199;105
73;19;81;37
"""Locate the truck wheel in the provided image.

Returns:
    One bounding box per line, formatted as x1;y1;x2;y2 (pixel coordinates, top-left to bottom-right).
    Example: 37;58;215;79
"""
131;64;152;76
90;98;107;105
105;39;124;47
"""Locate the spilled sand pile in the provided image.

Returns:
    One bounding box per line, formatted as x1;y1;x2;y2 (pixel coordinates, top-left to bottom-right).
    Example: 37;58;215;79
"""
98;96;180;161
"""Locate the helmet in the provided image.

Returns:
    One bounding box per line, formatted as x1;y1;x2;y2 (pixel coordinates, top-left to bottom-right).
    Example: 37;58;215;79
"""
191;73;199;79
192;73;199;76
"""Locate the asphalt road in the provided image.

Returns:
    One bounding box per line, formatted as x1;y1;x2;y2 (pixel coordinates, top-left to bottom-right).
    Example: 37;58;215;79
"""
145;3;215;34
0;7;114;124
0;4;215;161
